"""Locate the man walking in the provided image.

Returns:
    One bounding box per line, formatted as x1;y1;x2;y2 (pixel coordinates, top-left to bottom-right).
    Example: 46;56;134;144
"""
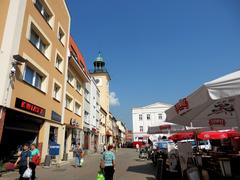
73;143;83;167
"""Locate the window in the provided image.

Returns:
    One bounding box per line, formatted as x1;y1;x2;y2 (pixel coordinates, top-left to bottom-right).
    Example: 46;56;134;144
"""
55;54;63;72
71;48;78;62
53;83;61;101
158;113;163;120
84;89;90;102
67;71;74;86
24;66;43;90
84;111;90;123
76;81;82;93
75;102;81;116
140;126;143;132
58;27;65;45
65;95;73;110
147;114;151;120
139;114;142;120
35;0;51;22
30;27;48;55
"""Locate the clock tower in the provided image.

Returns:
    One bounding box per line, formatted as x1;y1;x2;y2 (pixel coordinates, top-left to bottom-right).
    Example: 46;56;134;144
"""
90;52;112;144
91;52;111;112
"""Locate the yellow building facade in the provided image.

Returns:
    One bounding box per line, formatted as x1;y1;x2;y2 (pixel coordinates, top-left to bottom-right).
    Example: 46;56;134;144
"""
0;0;70;163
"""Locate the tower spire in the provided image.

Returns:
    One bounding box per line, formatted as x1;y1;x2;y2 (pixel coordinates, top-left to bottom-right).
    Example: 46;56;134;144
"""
94;51;105;72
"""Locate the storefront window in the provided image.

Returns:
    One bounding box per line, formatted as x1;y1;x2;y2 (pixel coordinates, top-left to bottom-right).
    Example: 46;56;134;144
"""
49;126;58;143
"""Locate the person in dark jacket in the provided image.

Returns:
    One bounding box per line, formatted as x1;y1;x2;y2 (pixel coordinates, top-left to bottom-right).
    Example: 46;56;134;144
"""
14;143;31;180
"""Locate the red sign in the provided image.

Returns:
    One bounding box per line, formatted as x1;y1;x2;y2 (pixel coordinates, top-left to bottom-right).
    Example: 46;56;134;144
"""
159;125;171;130
175;98;189;114
15;98;45;117
208;118;225;127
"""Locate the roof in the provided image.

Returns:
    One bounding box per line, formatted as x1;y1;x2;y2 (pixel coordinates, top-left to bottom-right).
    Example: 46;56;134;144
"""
69;35;89;75
95;52;105;63
133;102;172;110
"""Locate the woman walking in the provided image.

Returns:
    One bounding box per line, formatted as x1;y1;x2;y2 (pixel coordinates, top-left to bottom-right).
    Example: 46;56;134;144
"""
14;143;31;180
100;145;116;180
30;144;40;180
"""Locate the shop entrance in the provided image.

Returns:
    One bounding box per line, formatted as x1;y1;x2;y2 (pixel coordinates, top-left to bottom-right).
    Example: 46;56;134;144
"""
0;108;44;162
0;128;38;161
84;133;89;149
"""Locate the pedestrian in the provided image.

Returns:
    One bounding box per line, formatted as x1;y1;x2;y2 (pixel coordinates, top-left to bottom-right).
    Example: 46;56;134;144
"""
73;143;83;167
136;143;139;152
100;145;116;180
14;143;31;180
103;144;107;152
30;144;40;180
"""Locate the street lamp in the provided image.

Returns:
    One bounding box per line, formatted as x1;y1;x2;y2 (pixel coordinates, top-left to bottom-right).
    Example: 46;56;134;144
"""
9;54;27;78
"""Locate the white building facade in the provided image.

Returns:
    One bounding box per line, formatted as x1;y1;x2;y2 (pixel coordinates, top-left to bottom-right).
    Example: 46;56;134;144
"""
89;77;101;152
116;120;126;145
132;102;172;142
83;82;91;149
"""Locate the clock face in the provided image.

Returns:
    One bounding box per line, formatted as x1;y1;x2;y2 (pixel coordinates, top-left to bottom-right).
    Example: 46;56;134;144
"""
95;79;100;84
95;78;102;86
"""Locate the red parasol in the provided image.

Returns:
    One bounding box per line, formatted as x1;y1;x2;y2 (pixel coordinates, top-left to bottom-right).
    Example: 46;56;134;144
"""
224;130;240;138
168;132;194;141
198;131;227;140
197;130;240;140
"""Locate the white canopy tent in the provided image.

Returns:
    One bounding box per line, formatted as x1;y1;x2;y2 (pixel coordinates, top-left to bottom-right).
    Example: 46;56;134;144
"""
166;70;240;130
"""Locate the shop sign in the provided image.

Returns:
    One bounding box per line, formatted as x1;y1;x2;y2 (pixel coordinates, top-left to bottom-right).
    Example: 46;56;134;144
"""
70;118;79;127
15;98;45;117
51;111;61;123
208;118;225;127
49;141;60;156
175;98;189;114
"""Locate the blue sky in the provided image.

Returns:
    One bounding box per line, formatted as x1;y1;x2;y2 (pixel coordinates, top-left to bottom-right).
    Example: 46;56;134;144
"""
67;0;240;130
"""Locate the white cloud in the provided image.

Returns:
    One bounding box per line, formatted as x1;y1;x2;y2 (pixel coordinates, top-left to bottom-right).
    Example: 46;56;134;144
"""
110;92;120;106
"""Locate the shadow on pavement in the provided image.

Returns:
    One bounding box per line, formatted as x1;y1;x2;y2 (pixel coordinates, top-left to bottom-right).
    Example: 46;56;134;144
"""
146;177;156;180
127;163;155;176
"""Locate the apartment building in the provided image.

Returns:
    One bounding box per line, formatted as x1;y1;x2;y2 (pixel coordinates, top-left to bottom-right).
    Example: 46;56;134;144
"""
0;0;70;162
89;77;101;152
64;36;89;159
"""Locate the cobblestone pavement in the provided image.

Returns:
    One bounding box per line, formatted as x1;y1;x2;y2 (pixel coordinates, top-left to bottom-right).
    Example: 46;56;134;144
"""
2;148;156;180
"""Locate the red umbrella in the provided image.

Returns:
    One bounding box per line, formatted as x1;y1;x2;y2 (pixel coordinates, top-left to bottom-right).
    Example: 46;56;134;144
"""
198;131;228;140
224;130;240;138
168;132;194;141
197;130;240;140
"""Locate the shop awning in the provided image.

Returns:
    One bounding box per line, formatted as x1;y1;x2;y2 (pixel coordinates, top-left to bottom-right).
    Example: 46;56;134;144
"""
106;130;113;136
